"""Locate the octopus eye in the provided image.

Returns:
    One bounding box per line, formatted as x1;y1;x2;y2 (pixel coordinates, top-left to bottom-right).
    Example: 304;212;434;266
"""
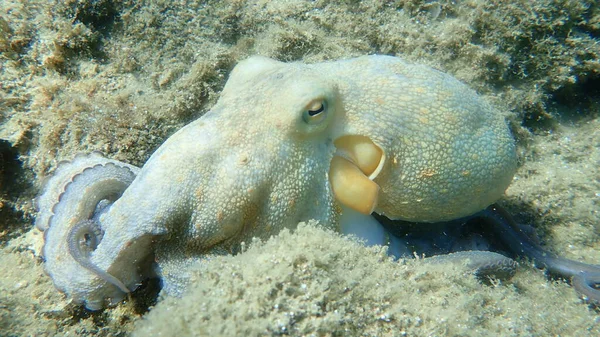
303;99;327;124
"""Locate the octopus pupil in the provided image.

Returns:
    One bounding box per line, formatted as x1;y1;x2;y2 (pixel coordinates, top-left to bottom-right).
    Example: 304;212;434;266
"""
308;104;324;116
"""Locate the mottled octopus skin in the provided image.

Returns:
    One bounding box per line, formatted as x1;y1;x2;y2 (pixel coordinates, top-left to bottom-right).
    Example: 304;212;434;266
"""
37;55;517;309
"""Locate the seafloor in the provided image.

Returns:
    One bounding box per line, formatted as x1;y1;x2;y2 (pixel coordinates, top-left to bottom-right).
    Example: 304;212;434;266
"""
1;1;599;336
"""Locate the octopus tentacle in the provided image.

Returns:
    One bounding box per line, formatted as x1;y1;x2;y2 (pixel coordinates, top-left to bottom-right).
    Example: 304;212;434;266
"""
572;272;600;304
67;219;131;294
39;153;140;308
340;206;518;280
481;204;600;303
422;251;518;281
36;152;107;231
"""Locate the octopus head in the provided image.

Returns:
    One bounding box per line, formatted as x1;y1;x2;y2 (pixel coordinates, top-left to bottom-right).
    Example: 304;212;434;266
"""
193;57;386;241
207;55;515;231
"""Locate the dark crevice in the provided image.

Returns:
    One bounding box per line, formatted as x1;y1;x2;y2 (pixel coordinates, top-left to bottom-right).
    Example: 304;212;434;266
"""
67;0;121;36
0;139;31;244
549;75;600;123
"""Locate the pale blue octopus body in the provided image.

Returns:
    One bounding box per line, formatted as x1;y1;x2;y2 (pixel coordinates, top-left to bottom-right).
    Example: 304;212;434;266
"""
35;55;599;310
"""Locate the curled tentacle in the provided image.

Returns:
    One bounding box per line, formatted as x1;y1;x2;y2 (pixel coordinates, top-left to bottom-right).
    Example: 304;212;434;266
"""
67;219;130;294
38;153;140;309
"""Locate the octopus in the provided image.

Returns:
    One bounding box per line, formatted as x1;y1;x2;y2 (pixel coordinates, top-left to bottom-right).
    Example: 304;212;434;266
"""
35;55;600;310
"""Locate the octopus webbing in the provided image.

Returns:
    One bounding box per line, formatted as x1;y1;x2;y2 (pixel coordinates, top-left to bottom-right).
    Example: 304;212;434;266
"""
35;55;600;310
